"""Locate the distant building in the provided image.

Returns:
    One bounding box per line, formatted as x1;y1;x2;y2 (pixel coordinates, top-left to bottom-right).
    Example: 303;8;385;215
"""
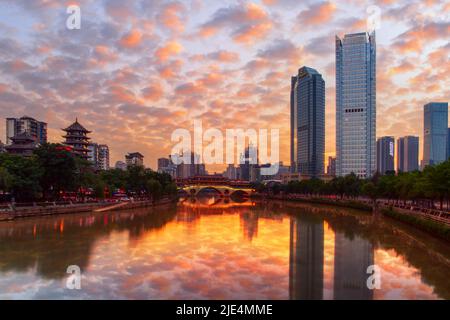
423;102;448;167
336;32;376;178
115;161;127;171
224;164;237;180
62;119;91;159
376;137;395;175
158;156;177;178
126;152;144;167
158;158;170;170
4;132;39;157
326;157;336;176
239;145;258;181
87;143;99;168
6;116;47;145
98;144;110;170
290;66;325;177
397;136;419;172
174;152;206;178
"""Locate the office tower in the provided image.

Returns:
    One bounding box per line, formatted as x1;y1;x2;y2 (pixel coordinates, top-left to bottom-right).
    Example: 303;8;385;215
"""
336;32;376;178
376;136;394;174
62;119;91;159
290;67;325;177
397;136;419;172
327;156;336;176
6;116;47;145
423;102;448;167
98;144;110;170
289;216;324;300
333;232;374;300
125;152;144;167
87;143;99;168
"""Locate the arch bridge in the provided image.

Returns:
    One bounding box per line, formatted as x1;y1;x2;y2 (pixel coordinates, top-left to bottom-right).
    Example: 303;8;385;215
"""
177;175;255;197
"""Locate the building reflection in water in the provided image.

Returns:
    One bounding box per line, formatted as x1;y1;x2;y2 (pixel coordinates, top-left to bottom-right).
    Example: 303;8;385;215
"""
333;232;374;300
289;216;324;300
240;211;259;241
289;215;374;300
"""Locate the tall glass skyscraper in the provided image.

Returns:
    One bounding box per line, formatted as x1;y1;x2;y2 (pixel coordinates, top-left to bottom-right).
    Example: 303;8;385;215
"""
336;32;376;178
422;102;448;167
290;67;325;177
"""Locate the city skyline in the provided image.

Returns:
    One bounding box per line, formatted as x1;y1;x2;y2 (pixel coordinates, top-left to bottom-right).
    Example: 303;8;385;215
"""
0;1;449;171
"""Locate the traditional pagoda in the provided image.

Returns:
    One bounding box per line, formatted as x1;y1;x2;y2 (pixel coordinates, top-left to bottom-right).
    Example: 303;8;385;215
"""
5;132;39;157
62;118;91;159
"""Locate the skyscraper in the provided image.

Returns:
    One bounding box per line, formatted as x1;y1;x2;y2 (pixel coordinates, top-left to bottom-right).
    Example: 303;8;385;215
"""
376;136;394;175
397;136;419;172
422;102;448;167
6;116;47;145
336;32;376;178
290;66;325;177
87;142;99;167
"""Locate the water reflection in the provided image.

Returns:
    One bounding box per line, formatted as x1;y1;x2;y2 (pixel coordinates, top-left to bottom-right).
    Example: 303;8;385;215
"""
0;198;448;299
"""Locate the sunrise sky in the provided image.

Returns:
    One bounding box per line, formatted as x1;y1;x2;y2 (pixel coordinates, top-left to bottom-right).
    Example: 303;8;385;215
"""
0;0;448;171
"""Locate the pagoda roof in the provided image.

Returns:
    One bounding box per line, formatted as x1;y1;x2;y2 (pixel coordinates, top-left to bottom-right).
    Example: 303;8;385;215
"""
10;132;37;143
63;118;91;133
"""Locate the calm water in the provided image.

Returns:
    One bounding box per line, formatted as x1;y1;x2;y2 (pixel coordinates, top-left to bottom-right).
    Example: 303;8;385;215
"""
0;198;449;300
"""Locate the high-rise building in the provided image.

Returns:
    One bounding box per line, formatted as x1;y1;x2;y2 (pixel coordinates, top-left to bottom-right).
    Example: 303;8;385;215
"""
62;119;91;159
158;157;177;178
376;136;394;175
422;102;448;167
6;116;47;145
326;156;336;176
224;164;237;180
290;67;325;177
87;142;99;168
397;136;419;172
125;152;144;167
98;144;110;170
336;32;376;178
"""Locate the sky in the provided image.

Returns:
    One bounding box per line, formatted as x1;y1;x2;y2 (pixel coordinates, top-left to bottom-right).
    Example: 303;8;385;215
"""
0;0;448;172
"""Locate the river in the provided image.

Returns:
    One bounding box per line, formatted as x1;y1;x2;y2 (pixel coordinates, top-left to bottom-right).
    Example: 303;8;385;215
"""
0;197;448;299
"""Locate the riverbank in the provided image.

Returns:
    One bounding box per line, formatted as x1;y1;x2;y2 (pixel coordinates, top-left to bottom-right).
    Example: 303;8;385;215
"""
0;198;175;222
266;194;450;241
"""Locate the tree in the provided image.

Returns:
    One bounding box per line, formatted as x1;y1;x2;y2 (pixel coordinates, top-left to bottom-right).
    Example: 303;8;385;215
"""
33;144;78;199
0;167;12;192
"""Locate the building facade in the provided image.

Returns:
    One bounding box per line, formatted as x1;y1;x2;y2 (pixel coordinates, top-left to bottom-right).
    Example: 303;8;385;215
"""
397;136;419;172
98;144;110;170
326;156;336;176
62;119;91;159
290;66;325;177
336;32;376;178
422;102;448;167
4;132;39;157
87;142;99;168
6;116;47;145
376;136;394;175
126;152;144;167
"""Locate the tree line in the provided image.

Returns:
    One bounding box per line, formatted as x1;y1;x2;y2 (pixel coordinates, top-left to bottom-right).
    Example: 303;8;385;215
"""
0;143;177;202
256;159;450;210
